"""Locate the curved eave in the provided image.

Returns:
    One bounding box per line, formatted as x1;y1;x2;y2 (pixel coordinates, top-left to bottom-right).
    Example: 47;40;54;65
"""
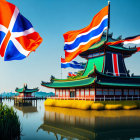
52;76;88;82
41;77;95;88
79;35;118;57
15;88;39;93
94;69;140;88
80;44;137;58
108;45;137;51
94;69;140;79
107;45;137;56
96;81;140;88
24;89;39;93
79;39;106;58
79;34;137;58
15;88;24;93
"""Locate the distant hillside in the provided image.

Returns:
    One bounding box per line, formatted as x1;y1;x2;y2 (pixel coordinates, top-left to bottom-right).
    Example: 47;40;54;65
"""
0;92;55;97
34;92;55;97
0;92;19;97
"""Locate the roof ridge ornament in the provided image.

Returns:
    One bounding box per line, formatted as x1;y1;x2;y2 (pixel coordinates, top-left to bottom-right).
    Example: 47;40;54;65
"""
117;35;122;40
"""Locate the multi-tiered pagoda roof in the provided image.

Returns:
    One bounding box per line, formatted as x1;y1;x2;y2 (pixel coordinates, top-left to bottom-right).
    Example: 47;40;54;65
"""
41;33;140;99
15;84;39;98
15;84;39;93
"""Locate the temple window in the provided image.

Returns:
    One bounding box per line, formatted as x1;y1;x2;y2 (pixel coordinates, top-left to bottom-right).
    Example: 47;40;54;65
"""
96;88;102;95
81;89;84;96
85;88;89;96
124;89;128;95
109;89;114;95
103;89;108;95
135;89;139;95
129;89;134;95
90;88;95;95
115;89;122;95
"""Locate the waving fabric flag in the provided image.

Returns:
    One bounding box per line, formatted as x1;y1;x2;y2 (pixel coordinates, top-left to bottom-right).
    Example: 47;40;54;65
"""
106;35;140;52
61;58;85;69
63;5;108;62
0;0;42;61
68;72;76;77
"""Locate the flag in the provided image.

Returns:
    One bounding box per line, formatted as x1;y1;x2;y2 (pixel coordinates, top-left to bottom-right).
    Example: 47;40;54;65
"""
0;0;42;61
61;58;85;69
68;72;76;77
106;35;140;52
63;5;109;62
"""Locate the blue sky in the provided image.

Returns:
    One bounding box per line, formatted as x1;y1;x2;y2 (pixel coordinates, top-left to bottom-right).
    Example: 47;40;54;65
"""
1;0;140;93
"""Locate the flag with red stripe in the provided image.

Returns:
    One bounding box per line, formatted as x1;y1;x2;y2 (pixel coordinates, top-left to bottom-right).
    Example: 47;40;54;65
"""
106;35;140;52
0;0;42;61
63;5;109;62
68;72;76;77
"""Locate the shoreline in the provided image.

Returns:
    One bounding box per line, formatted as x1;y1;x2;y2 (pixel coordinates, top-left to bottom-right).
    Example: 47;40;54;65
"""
44;99;140;110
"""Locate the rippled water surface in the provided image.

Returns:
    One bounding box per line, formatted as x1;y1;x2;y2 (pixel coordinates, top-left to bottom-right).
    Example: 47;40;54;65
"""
3;99;140;140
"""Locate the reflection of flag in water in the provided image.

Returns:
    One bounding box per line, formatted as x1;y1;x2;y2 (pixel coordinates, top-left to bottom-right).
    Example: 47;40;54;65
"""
61;58;85;69
68;72;76;77
0;0;42;61
106;35;140;52
64;5;109;62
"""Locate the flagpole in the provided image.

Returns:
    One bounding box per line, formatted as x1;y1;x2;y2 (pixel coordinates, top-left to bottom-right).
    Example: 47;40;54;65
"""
106;1;110;42
60;56;62;79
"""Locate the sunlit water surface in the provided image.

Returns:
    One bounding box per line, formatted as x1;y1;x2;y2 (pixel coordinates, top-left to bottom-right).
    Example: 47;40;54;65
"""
3;99;140;140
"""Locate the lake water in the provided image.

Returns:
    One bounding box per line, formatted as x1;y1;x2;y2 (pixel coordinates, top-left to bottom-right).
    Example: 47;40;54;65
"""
3;99;140;140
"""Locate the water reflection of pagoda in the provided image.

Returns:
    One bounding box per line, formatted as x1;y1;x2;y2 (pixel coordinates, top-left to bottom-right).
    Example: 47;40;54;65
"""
14;105;37;115
38;107;140;140
42;34;140;100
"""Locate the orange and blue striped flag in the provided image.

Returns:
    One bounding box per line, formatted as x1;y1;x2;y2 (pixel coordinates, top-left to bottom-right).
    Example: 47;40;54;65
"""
63;5;109;62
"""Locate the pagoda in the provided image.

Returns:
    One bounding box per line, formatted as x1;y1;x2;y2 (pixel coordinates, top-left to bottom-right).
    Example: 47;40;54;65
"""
41;33;140;100
15;84;39;98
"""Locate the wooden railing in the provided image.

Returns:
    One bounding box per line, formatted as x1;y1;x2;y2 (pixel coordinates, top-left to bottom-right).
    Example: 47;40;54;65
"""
0;96;47;100
47;95;140;101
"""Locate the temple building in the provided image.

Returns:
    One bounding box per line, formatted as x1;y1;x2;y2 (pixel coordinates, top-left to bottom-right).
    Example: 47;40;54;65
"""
41;34;140;100
15;84;39;98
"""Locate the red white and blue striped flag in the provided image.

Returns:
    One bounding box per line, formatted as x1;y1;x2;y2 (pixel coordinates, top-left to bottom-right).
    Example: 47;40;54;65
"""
106;35;140;52
63;5;109;62
61;58;85;69
68;72;76;77
0;0;42;61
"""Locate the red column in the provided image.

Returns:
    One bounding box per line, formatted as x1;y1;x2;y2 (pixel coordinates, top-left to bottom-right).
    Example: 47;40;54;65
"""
84;88;85;98
89;88;90;97
59;89;60;97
